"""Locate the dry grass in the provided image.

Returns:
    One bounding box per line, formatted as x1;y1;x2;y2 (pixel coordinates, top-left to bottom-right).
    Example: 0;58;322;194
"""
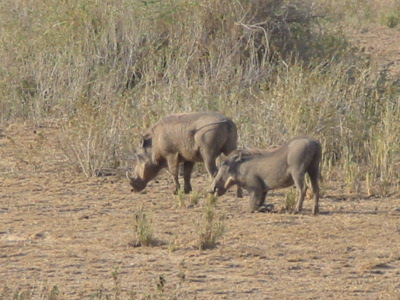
132;206;156;247
283;187;297;212
197;195;225;250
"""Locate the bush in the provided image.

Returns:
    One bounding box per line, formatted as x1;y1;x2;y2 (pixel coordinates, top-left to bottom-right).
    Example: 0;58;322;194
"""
197;194;225;250
132;206;155;247
0;0;399;193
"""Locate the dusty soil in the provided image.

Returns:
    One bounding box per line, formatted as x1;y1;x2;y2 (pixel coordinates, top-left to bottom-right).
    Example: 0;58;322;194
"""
1;122;400;300
350;25;400;79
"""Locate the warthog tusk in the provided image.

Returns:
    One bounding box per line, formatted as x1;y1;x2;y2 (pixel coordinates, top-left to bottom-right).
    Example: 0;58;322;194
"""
224;176;235;189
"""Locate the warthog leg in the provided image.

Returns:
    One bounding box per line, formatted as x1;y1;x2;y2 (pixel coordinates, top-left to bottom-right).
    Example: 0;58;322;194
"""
167;154;180;194
200;145;219;178
308;164;320;215
236;186;243;198
293;172;307;213
311;182;320;215
204;159;218;178
183;161;194;194
248;191;267;213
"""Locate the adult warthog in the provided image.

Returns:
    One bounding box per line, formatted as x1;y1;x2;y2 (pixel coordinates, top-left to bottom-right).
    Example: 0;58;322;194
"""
128;112;238;194
210;137;322;215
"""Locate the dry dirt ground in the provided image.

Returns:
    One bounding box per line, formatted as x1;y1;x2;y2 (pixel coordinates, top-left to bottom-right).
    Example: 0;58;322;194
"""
1;121;400;300
350;25;400;79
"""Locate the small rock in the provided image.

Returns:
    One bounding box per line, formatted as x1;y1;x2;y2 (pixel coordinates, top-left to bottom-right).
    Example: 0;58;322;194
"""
34;232;50;239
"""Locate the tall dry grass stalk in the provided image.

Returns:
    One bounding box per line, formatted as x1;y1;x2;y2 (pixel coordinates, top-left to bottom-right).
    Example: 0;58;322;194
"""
0;0;399;193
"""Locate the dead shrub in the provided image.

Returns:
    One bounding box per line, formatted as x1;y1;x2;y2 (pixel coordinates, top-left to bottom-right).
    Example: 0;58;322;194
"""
132;206;155;247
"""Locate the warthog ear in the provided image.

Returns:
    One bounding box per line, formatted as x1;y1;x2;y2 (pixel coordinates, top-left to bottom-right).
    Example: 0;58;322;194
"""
231;152;243;164
136;154;146;162
141;134;152;148
224;176;236;189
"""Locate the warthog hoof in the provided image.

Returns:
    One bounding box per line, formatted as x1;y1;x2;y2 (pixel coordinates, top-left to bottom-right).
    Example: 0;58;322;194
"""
257;204;274;213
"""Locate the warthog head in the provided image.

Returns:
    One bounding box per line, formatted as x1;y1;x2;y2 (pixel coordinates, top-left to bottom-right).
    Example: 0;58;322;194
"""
128;135;161;192
209;154;242;196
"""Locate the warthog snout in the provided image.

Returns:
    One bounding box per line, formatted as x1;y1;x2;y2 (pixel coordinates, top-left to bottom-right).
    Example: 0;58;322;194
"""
215;187;225;196
127;172;147;192
209;180;227;197
130;177;147;192
207;185;223;196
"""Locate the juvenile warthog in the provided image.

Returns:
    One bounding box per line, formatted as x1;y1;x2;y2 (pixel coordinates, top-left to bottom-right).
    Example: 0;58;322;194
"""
128;112;238;194
210;137;322;214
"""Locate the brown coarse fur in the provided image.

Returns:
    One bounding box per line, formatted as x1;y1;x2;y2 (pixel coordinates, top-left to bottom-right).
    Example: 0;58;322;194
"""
211;137;322;214
226;147;277;157
129;112;238;194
